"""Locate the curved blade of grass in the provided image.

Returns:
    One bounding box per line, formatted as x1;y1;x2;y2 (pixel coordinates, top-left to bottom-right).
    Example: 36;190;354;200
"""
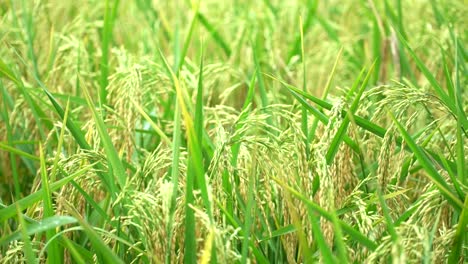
69;180;110;224
326;62;375;164
300;16;309;158
259;224;295;242
0;58;21;86
288;89;361;154
0;216;77;246
0;142;39;161
82;85;126;190
454;37;466;186
39;81;91;150
329;207;348;263
377;191;398;242
19;0;39;78
223;70;257;215
50;99;71;183
254;43;275;131
2;55;53;141
0;163;95;222
194;48;204;149
1;81;22;200
268;74;458;173
214;198;269;264
389;111;463;210
65;203;124;264
272;176;378;250
438;153;464;200
160;50;212;215
131;99;171;145
309;47;344;142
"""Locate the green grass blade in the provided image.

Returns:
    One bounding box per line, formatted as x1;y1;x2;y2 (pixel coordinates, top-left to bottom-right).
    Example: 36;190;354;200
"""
330;208;348;263
132;100;171;145
194;49;204;147
325;64;373;164
396;31;463;129
0;58;21;86
39;84;91;150
61;237;87;264
166;99;182;264
39;144;61;263
0;216;77;246
197;13;231;57
272;176;378;250
299;16;309;158
214;199;269;264
82;85;126;190
308;209;335;264
20;0;40;79
159;49;213;262
268;74;458;173
454;38;466;186
0;164;94;222
377;191;398;241
100;0;120;106
175;4;199;72
17;205;38;264
448;194;468;263
423;209;442;264
241;162;257;264
308;47;344;141
0;142;39;161
389;112;463;210
253;43;274;130
65;204;124;264
259;224;295;242
288;0;318;61
1;82;21;200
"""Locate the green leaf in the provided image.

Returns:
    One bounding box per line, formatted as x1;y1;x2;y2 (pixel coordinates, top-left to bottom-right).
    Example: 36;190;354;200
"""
0;164;94;222
272;176;378;251
100;0;120;106
0;59;21;86
0;216;78;246
389;112;463;210
17;205;38;264
325;65;371;164
197;13;231;57
66;207;124;264
39;144;61;263
448;194;468;263
82;85;126;190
